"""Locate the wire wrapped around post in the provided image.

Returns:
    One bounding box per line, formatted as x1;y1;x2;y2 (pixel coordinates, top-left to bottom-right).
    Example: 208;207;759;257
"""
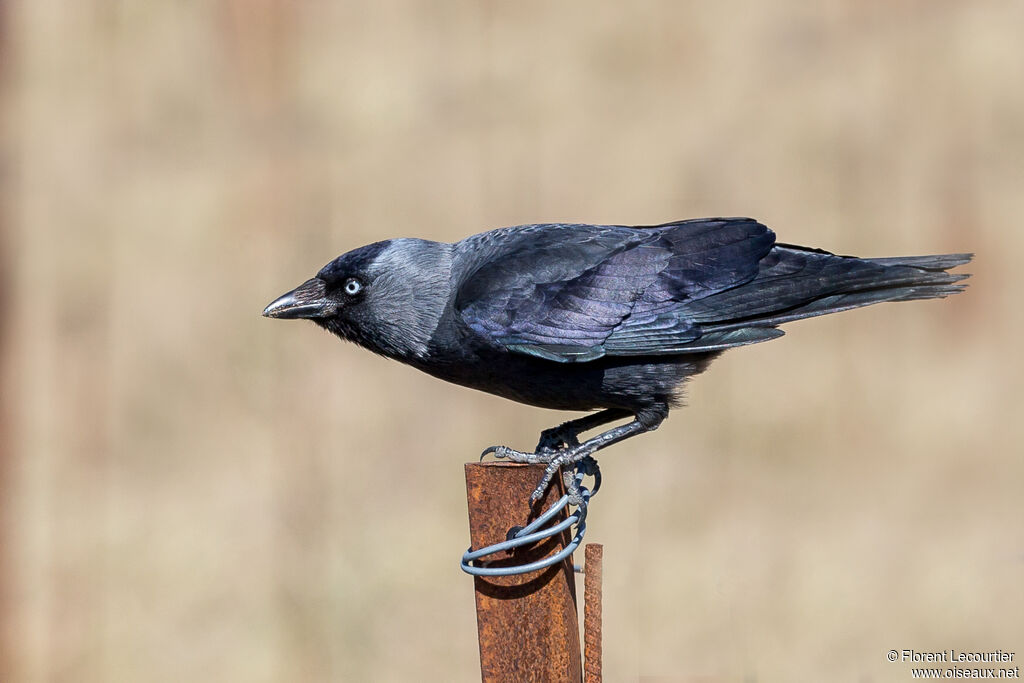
461;459;600;576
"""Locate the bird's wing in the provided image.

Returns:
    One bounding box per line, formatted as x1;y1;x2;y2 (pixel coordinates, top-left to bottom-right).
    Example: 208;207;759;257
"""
454;219;775;362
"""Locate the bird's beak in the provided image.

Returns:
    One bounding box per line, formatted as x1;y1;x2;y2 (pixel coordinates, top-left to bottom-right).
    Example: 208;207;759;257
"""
263;278;336;319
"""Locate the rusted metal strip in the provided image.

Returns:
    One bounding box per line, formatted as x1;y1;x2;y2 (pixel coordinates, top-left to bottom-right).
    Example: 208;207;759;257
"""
583;544;603;683
465;462;583;682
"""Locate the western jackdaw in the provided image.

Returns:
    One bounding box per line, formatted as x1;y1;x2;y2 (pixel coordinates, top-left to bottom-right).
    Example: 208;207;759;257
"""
264;218;970;502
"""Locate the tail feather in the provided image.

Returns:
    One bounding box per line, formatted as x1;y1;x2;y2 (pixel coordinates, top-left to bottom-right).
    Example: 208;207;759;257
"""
689;248;972;340
886;282;970;302
864;253;973;271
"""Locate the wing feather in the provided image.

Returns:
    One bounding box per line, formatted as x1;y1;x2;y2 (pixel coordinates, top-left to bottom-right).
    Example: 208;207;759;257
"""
455;219;773;361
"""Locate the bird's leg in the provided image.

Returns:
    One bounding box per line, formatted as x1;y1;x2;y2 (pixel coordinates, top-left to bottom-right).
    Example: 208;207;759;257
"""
535;408;632;453
483;411;664;504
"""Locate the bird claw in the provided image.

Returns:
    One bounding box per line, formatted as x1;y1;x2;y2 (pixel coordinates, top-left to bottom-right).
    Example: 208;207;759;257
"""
528;449;591;505
481;443;594;506
481;444;544;464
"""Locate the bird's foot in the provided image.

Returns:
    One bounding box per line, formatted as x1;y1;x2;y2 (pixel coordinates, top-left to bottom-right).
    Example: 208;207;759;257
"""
481;444;596;505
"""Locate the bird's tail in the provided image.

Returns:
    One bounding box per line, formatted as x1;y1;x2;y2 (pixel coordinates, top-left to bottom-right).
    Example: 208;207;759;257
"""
754;251;972;327
678;248;973;344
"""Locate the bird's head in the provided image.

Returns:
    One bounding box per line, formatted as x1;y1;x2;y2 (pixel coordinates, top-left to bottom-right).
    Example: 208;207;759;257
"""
263;238;453;360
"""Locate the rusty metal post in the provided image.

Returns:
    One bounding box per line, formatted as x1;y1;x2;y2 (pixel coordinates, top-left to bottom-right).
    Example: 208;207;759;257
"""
583;544;603;683
465;462;583;682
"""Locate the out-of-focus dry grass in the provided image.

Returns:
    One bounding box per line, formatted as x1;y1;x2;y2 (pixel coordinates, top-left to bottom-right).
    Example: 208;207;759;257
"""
1;2;1021;681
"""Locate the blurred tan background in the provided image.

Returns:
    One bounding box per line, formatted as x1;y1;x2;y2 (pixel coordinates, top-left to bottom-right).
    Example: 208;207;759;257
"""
1;1;1021;681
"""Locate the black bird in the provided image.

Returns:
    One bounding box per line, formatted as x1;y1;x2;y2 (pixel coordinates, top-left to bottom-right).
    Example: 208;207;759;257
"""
264;218;970;502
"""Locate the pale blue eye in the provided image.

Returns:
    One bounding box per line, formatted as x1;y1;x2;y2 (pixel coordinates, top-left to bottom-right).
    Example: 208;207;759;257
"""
344;279;363;295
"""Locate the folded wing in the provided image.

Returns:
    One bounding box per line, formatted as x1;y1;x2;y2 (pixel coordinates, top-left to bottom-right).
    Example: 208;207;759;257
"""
455;218;774;361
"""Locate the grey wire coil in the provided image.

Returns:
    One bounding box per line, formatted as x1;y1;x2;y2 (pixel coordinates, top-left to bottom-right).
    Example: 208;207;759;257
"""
460;459;600;577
